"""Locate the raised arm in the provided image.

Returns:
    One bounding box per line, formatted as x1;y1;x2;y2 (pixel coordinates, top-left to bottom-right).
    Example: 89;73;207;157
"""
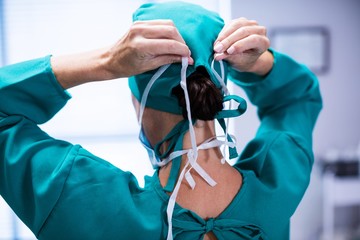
52;20;193;89
214;18;322;232
0;20;192;236
0;20;192;124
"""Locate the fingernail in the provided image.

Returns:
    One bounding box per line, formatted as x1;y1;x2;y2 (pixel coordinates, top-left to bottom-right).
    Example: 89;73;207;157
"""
188;57;194;65
214;43;224;53
214;53;224;61
227;46;235;55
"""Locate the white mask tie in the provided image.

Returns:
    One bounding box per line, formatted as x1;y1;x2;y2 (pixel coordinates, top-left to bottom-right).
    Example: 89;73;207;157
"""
211;59;234;164
138;64;171;127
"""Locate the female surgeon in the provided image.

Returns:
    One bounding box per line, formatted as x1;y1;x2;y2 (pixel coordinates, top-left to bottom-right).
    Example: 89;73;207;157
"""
0;2;322;240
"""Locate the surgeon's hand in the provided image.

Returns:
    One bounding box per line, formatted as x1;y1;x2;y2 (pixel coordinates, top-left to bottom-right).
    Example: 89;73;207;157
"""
106;20;194;78
52;20;193;89
213;18;273;76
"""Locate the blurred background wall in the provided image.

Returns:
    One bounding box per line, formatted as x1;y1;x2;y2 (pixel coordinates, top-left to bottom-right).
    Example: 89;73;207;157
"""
231;0;360;169
231;1;360;239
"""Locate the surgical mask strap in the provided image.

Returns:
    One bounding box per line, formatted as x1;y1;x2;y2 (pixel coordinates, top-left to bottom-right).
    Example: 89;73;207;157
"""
154;119;189;159
211;59;228;95
138;64;171;127
179;57;216;188
166;160;190;240
211;59;234;162
180;58;198;159
137;64;172;169
166;57;218;240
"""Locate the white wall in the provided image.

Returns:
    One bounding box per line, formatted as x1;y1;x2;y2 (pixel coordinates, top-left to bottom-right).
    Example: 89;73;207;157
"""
230;0;360;239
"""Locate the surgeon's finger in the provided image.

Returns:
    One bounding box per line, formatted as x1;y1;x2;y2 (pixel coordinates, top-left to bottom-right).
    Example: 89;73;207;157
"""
143;26;186;44
132;21;186;44
146;55;182;70
214;34;269;61
220;26;267;55
214;18;258;52
216;18;258;42
143;39;191;58
231;34;270;54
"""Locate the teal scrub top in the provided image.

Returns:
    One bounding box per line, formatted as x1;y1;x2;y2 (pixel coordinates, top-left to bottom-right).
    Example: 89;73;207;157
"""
0;50;322;240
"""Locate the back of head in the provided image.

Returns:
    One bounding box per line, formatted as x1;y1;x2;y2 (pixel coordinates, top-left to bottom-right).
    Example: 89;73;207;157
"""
128;1;228;117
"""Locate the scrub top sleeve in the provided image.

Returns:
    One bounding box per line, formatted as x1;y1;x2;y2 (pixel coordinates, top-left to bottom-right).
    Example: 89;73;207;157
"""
0;55;71;124
0;114;77;236
230;50;322;229
229;49;322;147
0;56;76;235
238;132;314;231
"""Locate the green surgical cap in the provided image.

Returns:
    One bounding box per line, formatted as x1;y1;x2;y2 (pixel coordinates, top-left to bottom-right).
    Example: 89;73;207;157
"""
128;1;228;115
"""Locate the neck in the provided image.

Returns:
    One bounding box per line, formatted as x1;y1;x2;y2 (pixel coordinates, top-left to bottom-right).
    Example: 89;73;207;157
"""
182;120;215;149
159;119;227;188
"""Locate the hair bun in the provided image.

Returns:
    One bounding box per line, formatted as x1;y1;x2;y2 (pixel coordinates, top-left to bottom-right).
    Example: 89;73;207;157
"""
173;67;223;121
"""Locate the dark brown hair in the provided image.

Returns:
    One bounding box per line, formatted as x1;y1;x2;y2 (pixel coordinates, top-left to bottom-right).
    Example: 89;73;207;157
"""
172;67;223;121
